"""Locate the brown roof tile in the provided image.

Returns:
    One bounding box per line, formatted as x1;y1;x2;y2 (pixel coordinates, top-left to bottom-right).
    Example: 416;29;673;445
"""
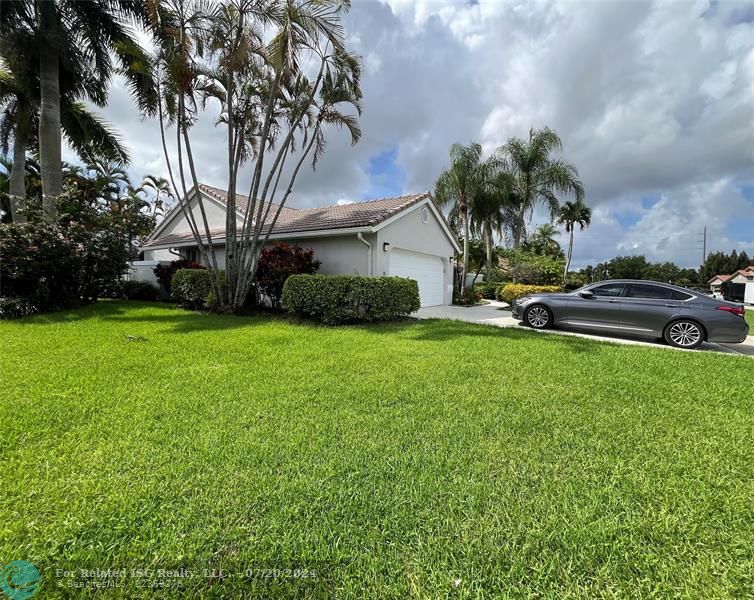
142;184;431;249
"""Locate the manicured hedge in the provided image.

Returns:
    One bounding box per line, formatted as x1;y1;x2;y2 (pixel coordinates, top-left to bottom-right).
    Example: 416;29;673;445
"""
172;268;224;310
282;275;420;325
474;281;510;300
497;284;563;303
109;280;159;301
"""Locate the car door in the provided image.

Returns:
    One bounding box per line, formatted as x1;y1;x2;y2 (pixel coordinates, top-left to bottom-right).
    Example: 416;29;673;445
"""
565;282;626;330
620;283;692;336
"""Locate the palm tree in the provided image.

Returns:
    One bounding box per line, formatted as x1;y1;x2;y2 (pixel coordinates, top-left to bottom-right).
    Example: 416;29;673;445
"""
141;175;174;217
527;224;562;257
558;199;592;281
0;67;131;223
435;143;485;290
0;0;155;222
470;167;517;282
497;127;584;248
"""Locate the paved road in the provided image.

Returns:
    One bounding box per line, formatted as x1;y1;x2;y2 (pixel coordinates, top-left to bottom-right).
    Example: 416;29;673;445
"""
414;301;754;357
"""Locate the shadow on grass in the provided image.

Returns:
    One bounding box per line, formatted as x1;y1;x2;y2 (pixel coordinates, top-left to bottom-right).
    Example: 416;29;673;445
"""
369;318;603;354
18;300;264;334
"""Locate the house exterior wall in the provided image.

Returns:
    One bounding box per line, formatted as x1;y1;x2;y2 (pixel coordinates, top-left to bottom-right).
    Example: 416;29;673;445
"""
160;192;236;236
282;235;374;275
374;203;456;304
138;199;457;305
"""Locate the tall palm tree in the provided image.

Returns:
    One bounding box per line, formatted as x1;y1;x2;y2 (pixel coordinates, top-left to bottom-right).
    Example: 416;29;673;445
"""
0;67;131;222
435;143;485;290
470;167;517;282
0;0;155;222
558;199;592;281
497;127;584;248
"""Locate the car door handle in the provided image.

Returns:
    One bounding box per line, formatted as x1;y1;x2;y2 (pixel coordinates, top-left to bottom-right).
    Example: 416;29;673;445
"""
664;303;679;307
608;299;619;303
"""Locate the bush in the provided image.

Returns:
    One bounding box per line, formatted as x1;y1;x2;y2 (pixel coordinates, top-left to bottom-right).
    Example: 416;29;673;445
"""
111;280;160;301
172;269;224;310
454;286;482;306
282;275;420;325
153;260;205;295
474;281;509;300
499;250;564;285
255;242;320;309
497;284;563;303
0;297;40;320
0;222;82;311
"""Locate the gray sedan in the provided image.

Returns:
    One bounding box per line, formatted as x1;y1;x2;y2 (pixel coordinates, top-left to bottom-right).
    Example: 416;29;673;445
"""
511;279;749;349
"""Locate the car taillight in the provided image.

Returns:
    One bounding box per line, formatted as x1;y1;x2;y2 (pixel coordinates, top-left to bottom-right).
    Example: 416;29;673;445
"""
716;305;745;317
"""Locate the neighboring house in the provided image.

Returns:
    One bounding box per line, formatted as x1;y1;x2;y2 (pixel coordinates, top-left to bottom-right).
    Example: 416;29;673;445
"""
725;267;754;285
138;183;461;307
708;274;731;293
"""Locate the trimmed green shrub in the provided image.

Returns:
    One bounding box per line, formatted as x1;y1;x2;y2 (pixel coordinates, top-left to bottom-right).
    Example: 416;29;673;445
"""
497;284;563;303
153;259;205;295
474;281;509;300
454;287;482;306
282;275;420;325
172;269;224;310
115;280;160;301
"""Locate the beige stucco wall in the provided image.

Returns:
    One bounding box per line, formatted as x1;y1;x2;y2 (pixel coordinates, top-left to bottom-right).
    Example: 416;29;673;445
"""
160;192;236;236
374;202;456;304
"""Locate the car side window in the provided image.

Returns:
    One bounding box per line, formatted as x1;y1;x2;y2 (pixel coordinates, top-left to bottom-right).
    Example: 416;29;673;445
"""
625;283;672;300
591;283;625;297
671;290;693;301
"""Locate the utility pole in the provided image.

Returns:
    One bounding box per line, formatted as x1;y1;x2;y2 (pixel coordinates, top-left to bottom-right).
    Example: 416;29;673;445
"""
702;226;707;264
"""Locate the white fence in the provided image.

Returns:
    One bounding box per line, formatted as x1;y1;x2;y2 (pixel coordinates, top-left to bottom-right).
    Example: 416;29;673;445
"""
125;261;167;286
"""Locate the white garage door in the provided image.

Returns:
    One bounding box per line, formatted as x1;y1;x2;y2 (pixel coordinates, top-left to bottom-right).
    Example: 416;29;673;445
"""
389;250;445;307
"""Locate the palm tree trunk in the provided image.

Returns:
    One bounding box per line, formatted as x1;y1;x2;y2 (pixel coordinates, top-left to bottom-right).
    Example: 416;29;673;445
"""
9;120;27;223
514;203;526;248
485;222;493;282
461;201;469;291
39;43;62;223
564;227;574;282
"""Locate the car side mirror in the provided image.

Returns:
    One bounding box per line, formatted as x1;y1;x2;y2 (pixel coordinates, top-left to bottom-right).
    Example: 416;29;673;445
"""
579;290;594;299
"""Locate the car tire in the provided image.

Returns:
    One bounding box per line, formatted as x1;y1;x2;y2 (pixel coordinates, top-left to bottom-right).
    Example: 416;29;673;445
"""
524;304;552;329
663;319;705;349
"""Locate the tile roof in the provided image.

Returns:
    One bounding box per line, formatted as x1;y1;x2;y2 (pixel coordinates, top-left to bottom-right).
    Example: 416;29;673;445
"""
708;274;731;283
142;184;432;249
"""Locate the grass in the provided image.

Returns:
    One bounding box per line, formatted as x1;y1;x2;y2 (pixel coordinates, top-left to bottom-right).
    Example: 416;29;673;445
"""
745;307;753;330
1;301;752;598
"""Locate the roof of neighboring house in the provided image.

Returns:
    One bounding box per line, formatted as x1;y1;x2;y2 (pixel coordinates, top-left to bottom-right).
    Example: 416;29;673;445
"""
142;183;441;249
728;268;754;279
708;274;731;283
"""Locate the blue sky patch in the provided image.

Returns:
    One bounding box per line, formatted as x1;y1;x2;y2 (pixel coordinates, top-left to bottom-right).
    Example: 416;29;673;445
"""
615;210;642;229
364;146;405;199
641;195;661;210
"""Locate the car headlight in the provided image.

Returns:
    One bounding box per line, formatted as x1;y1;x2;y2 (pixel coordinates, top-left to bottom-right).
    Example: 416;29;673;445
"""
516;296;534;305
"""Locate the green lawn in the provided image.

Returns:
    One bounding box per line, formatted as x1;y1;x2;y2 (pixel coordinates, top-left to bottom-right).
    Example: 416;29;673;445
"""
745;308;753;330
1;302;752;598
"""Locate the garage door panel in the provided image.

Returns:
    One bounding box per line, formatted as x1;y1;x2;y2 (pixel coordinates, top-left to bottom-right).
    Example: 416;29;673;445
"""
389;250;444;307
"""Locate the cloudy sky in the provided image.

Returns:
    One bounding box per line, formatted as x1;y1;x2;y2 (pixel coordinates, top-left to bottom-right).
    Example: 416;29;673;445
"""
68;0;754;268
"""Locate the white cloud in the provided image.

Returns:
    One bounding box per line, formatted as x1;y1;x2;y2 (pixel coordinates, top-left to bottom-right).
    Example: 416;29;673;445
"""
73;0;752;266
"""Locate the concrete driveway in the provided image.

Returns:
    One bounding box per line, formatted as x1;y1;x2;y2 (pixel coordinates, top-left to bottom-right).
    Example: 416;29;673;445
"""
414;301;754;357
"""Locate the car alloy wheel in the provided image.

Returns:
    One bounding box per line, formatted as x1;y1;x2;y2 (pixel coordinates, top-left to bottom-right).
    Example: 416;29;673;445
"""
525;305;551;329
666;320;703;349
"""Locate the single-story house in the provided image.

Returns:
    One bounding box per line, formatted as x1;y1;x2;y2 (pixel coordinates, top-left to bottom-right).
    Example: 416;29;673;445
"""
137;183;461;306
708;274;731;293
725;267;754;285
